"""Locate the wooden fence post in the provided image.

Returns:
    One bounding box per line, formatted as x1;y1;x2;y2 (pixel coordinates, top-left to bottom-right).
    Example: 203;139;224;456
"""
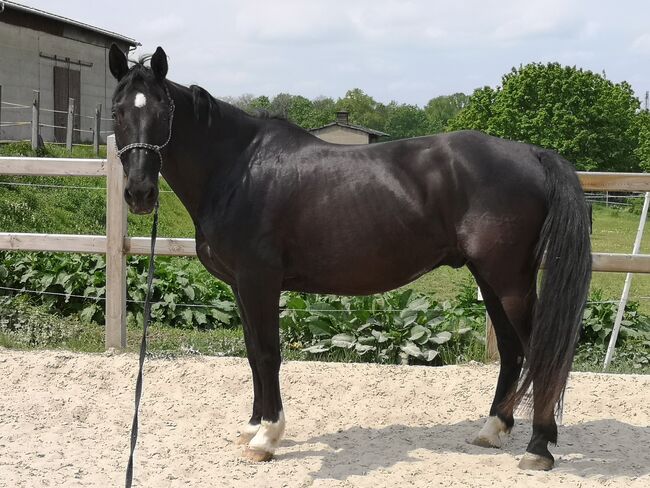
0;85;3;138
93;104;101;155
31;90;40;150
66;98;74;151
486;316;499;362
478;287;499;362
105;134;127;349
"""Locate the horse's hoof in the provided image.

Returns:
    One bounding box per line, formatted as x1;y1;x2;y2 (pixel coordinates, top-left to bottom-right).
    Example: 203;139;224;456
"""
470;416;507;448
518;452;554;471
470;435;502;448
242;447;274;462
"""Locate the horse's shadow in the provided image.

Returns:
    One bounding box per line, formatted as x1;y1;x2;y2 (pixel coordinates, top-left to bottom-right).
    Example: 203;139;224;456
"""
278;419;650;481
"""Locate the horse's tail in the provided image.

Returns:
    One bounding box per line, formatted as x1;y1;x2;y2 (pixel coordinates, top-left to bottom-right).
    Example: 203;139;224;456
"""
505;150;592;429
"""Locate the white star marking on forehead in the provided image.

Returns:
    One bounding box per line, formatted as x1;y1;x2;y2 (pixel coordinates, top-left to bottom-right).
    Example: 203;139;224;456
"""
134;93;147;108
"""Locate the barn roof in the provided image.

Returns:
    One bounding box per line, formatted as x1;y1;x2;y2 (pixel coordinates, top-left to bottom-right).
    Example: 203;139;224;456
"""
0;1;138;46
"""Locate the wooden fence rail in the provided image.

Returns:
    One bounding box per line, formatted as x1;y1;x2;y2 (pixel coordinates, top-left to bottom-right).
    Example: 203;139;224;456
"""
1;135;650;350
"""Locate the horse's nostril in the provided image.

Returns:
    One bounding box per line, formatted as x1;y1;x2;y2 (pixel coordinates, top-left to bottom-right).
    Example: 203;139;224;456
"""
145;187;155;201
124;188;133;201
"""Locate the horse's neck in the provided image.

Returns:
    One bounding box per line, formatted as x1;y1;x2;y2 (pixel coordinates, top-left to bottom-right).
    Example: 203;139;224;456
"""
161;86;260;220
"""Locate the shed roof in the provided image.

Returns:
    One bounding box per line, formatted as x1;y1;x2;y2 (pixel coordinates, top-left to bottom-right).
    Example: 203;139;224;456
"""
0;1;138;46
309;121;389;137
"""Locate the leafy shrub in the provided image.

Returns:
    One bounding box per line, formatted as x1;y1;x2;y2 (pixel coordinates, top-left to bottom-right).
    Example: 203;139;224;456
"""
280;286;486;365
582;289;650;345
0;251;237;329
0;295;87;347
575;342;650;371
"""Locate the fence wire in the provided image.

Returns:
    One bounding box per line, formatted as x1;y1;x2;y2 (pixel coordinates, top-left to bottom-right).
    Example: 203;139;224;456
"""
0;101;30;108
0;284;638;312
40;108;68;115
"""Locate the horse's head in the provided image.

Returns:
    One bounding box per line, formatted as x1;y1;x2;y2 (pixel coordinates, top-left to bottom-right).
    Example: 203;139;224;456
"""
109;44;173;214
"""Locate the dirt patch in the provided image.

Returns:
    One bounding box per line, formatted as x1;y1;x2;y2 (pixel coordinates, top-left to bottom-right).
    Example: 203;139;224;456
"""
0;348;648;487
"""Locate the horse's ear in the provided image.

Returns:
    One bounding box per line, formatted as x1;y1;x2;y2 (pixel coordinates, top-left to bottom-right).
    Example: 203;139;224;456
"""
109;44;129;81
151;46;168;80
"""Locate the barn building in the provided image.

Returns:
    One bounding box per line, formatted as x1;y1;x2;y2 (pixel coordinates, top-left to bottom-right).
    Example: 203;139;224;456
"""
309;111;388;144
0;1;137;143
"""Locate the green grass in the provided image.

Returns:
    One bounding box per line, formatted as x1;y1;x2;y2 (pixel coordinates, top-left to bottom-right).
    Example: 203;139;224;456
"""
0;141;107;159
0;141;195;238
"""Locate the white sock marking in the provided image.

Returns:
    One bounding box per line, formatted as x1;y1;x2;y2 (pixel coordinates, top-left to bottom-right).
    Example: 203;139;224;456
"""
477;416;508;447
134;93;147;108
248;410;285;454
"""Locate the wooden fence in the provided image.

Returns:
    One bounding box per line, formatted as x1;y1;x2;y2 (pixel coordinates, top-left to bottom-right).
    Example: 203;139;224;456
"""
1;134;650;350
0;85;110;154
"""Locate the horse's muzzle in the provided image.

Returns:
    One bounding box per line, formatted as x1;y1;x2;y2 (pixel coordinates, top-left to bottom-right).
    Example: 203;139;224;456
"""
124;184;158;215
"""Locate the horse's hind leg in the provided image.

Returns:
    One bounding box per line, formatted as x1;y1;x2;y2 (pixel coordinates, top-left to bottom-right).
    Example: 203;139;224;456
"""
468;264;533;449
518;385;557;470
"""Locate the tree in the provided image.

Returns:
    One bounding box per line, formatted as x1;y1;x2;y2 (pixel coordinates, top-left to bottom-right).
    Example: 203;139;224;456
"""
250;95;271;111
336;88;387;133
636;110;650;172
424;93;470;133
269;93;295;119
447;63;643;171
384;102;429;140
446;87;496;134
310;96;337;128
287;95;314;128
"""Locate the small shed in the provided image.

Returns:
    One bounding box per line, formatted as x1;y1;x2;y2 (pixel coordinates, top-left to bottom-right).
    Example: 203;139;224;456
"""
0;1;138;143
309;111;388;144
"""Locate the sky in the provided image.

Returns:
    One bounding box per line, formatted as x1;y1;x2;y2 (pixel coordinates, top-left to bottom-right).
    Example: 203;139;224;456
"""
14;0;650;107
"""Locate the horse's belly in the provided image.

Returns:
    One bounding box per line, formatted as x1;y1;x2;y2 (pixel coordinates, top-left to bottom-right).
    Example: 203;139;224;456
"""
282;237;460;295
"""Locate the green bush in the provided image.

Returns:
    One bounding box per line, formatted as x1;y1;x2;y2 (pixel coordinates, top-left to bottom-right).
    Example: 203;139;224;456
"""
0;295;89;348
280;285;486;365
0;251;237;329
3;249;650;368
582;289;650;345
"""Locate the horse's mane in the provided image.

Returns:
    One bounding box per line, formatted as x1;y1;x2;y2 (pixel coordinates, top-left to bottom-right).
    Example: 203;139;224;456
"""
117;54;300;131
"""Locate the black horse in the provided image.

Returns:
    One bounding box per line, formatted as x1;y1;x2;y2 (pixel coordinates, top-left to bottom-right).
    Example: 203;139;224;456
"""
109;45;591;471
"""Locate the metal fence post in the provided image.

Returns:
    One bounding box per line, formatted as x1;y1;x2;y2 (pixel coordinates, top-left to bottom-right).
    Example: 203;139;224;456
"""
66;98;74;151
31;90;40;150
93;104;101;155
105;134;128;349
603;191;650;369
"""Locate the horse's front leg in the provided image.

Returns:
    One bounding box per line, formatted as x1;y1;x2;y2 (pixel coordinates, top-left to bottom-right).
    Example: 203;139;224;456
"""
234;273;285;462
233;287;264;446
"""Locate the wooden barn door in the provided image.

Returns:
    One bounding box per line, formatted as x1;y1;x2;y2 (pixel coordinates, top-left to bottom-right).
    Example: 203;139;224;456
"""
53;67;81;143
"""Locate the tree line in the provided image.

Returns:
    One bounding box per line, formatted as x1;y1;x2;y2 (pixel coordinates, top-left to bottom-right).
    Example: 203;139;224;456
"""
224;89;469;141
225;62;650;172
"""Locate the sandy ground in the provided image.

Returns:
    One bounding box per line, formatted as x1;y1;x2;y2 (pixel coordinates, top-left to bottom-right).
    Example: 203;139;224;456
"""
0;349;649;487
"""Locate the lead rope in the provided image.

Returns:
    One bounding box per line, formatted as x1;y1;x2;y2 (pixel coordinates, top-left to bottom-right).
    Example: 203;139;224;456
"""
125;201;159;488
